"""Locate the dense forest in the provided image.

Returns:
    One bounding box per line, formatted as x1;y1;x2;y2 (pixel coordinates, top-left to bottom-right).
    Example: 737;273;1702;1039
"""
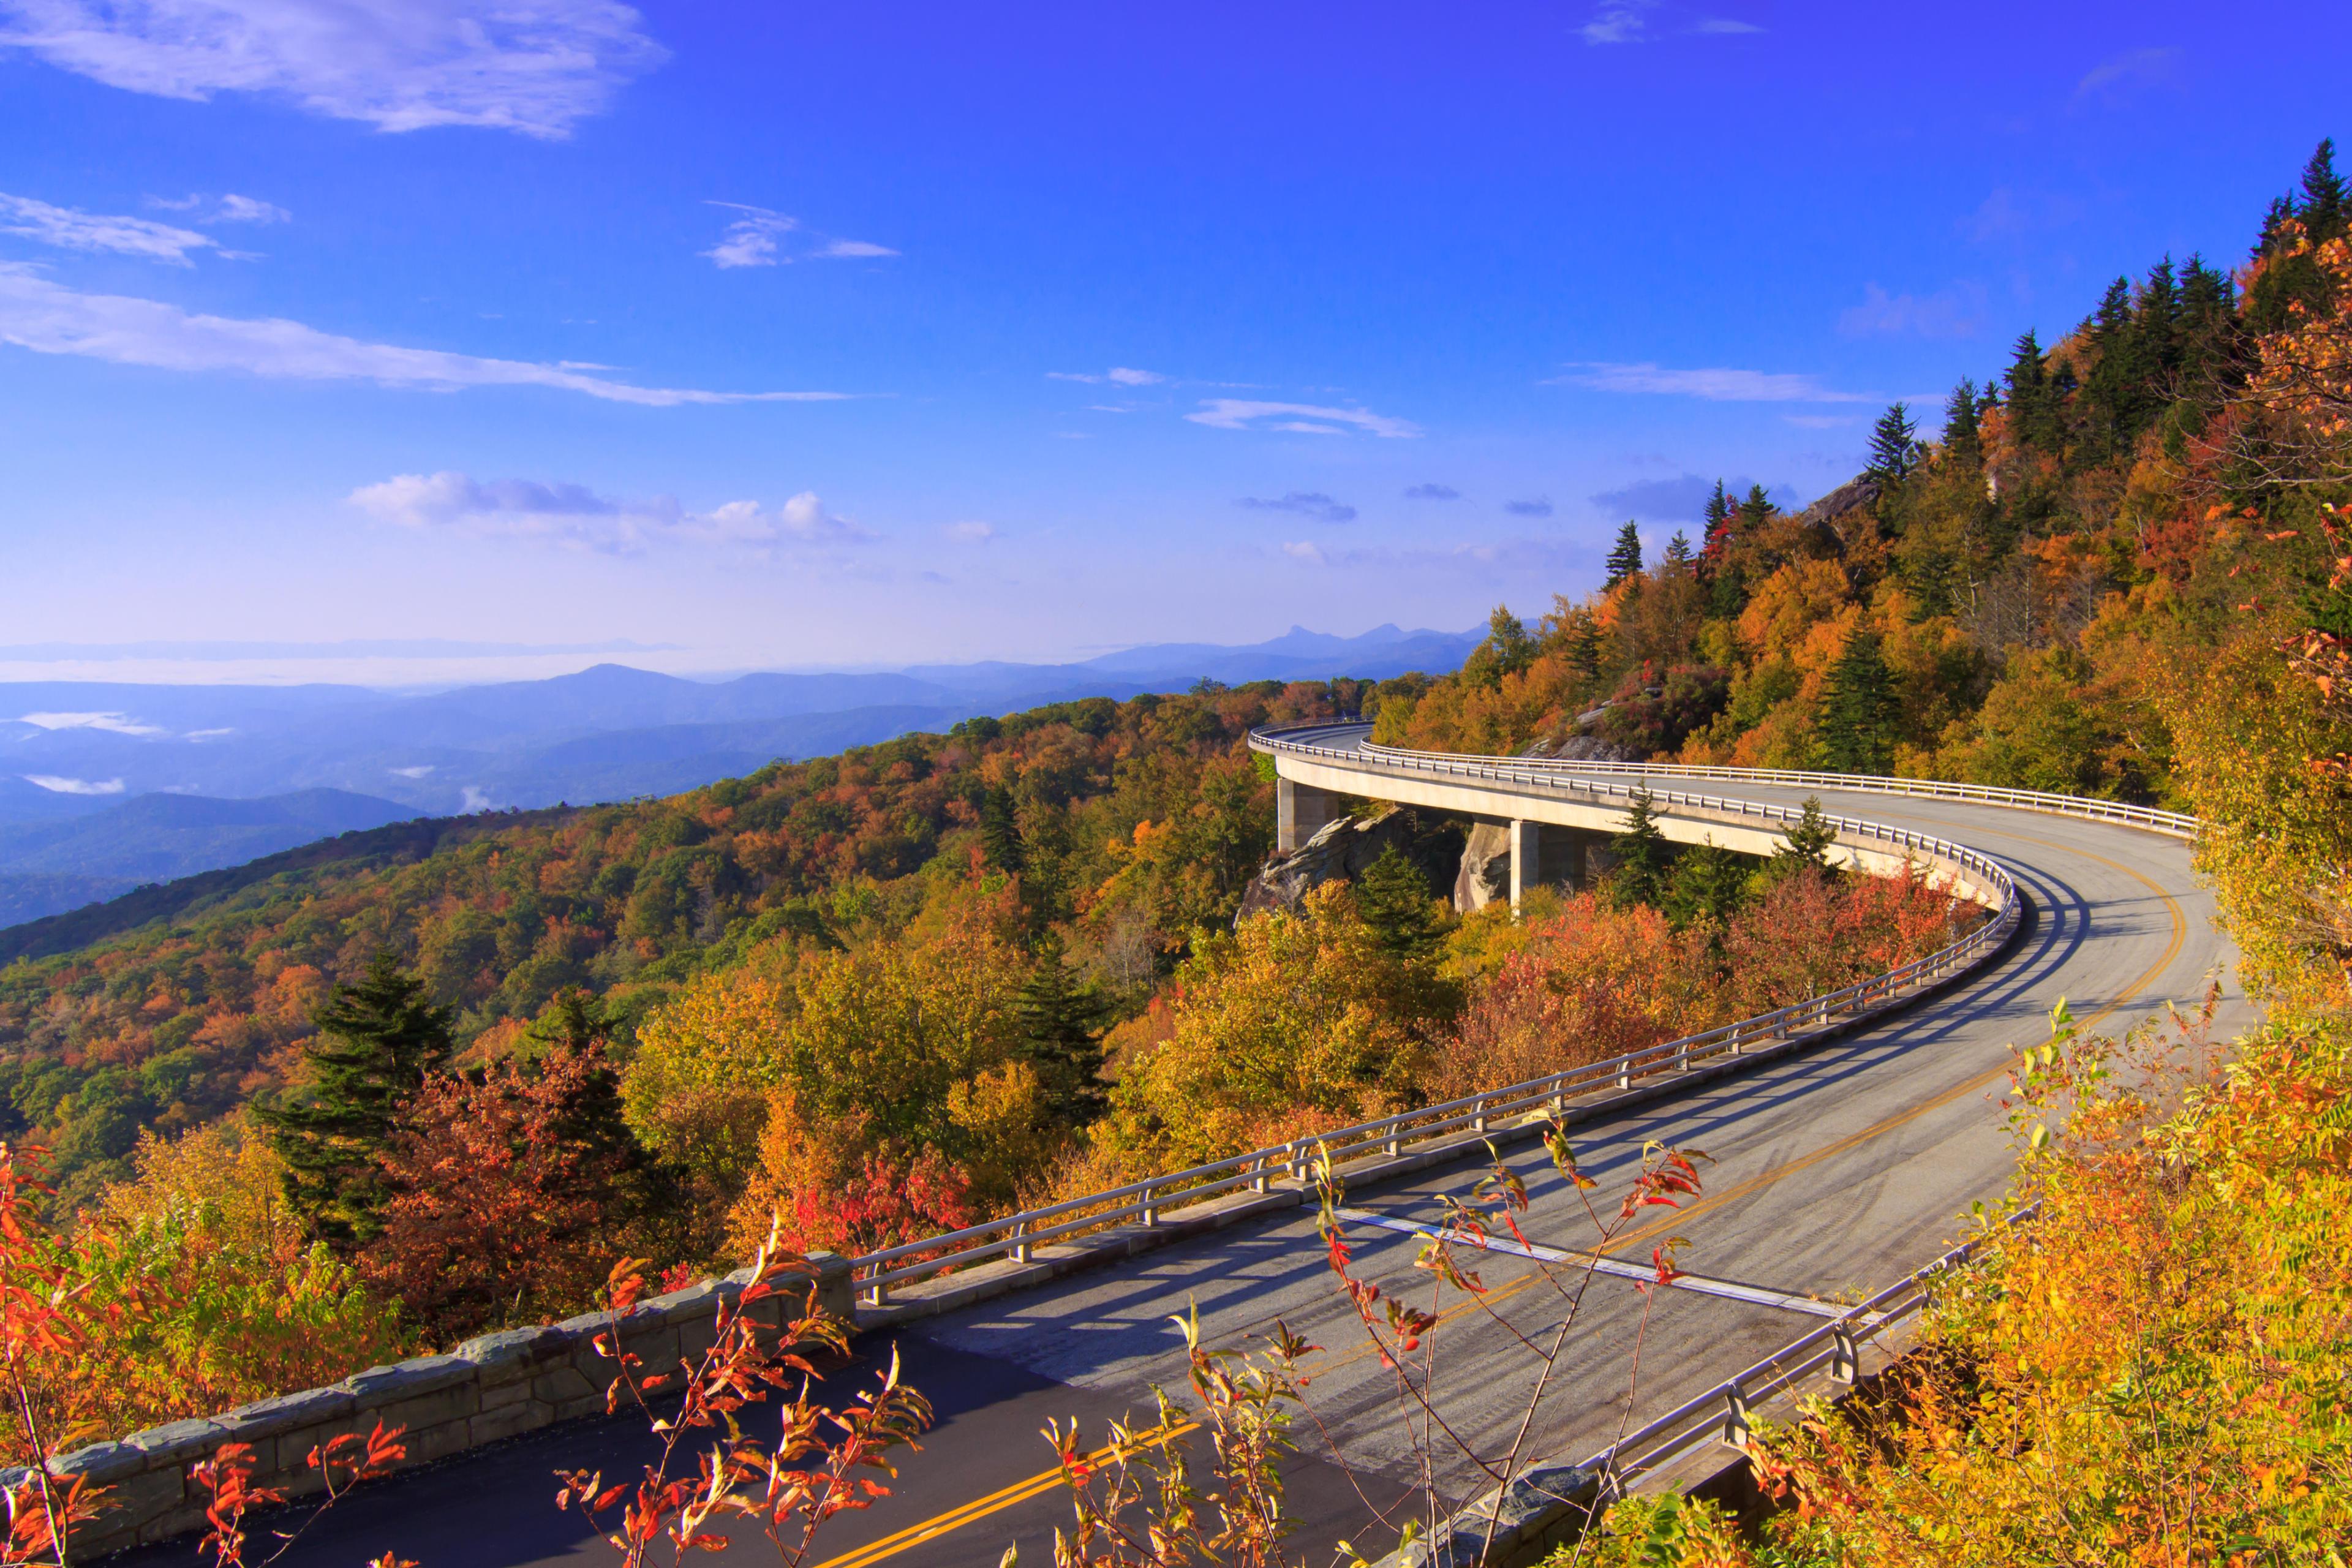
4;142;2351;1499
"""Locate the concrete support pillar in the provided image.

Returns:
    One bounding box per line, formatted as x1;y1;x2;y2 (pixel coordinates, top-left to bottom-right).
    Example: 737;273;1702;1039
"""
1506;822;1615;910
1276;776;1340;853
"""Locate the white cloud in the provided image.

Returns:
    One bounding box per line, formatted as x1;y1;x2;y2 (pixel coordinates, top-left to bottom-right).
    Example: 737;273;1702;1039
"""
1581;2;1653;43
18;709;165;734
1237;491;1357;523
946;520;995;544
459;784;496;811
1839;281;1986;339
214;192;288;223
0;0;663;138
2074;46;2180;107
1692;17;1762;32
1048;366;1166;386
1280;541;1328;565
388;764;435;777
1548;361;1874;404
1;192;220;263
703;203;896;269
183;726;235;739
0;264;848;404
348;471;875;554
1185;398;1420;438
23;774;126;793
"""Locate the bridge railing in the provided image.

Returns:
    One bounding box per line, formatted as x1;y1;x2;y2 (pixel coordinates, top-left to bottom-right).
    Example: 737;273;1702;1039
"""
848;729;2023;1304
1374;1204;2042;1567
1319;725;2199;839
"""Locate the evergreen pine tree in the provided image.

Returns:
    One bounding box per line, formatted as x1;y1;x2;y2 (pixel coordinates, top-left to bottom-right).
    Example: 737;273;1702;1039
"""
1865;402;1921;483
1663;530;1694;569
1702;479;1730;535
1012;934;1108;1121
1604;521;1644;587
2300;136;2346;239
980;785;1024;873
1699;479;1734;575
1736;484;1776;529
2005;331;2058;453
1815;625;1898;774
1605;787;1672;909
1770;797;1838;881
1662;842;1750;930
259;952;454;1249
1942;379;1982;466
1356;845;1444;959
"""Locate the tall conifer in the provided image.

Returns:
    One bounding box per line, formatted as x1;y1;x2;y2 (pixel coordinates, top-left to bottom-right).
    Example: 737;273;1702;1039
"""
1815;625;1898;774
1866;402;1922;483
260;952;454;1248
1605;521;1644;587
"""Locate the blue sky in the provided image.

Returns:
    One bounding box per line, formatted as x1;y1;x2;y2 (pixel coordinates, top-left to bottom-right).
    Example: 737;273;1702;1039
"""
1;0;2346;684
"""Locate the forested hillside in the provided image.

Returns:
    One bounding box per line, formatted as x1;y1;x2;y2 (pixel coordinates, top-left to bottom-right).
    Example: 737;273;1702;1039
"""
1379;141;2352;815
0;684;1378;1201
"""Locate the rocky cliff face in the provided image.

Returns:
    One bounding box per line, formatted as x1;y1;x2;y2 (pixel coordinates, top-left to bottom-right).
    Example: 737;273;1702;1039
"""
1234;808;1463;924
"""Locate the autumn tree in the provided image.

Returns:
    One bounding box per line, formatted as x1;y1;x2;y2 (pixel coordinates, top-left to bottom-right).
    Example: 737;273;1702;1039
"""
258;953;453;1250
364;1045;635;1339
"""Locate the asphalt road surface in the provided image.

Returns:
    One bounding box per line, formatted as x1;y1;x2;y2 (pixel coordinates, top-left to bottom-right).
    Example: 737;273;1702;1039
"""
114;763;2244;1568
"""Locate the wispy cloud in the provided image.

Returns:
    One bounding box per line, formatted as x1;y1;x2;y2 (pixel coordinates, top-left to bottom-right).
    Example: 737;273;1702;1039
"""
946;520;995;544
0;192;222;263
1504;496;1555;518
1280;540;1328;565
0;0;664;138
349;472;875;554
1404;483;1460;500
701;203;896;269
389;764;435;778
1580;2;1654;43
17;709;165;734
1839;281;1987;339
2073;46;2181;107
1782;413;1858;429
1691;17;1762;32
1550;361;1874;404
21;774;124;794
150;191;290;224
1047;366;1165;386
1187;399;1420;438
1237;491;1357;524
0;264;849;404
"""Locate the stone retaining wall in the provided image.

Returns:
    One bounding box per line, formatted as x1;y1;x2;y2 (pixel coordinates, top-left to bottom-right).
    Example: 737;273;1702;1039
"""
37;1254;853;1558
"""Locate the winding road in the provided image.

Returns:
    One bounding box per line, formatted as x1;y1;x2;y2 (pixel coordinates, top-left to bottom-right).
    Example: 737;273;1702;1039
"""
121;728;2246;1568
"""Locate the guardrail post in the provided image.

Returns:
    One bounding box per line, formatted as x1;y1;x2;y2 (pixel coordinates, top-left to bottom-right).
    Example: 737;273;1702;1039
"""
1830;1325;1859;1385
863;1274;888;1308
1618;1058;1633;1090
1012;1218;1032;1264
1472;1096;1490;1133
1253;1157;1272;1194
1140;1183;1159;1227
1721;1387;1752;1450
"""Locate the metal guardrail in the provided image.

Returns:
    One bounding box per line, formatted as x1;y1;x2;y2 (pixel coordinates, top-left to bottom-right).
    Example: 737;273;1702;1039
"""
1570;1200;2040;1499
1344;729;2200;839
845;727;2023;1304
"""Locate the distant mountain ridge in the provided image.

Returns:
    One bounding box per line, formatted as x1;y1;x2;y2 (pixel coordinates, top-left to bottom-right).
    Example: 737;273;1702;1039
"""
0;789;416;929
0;623;1479;927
